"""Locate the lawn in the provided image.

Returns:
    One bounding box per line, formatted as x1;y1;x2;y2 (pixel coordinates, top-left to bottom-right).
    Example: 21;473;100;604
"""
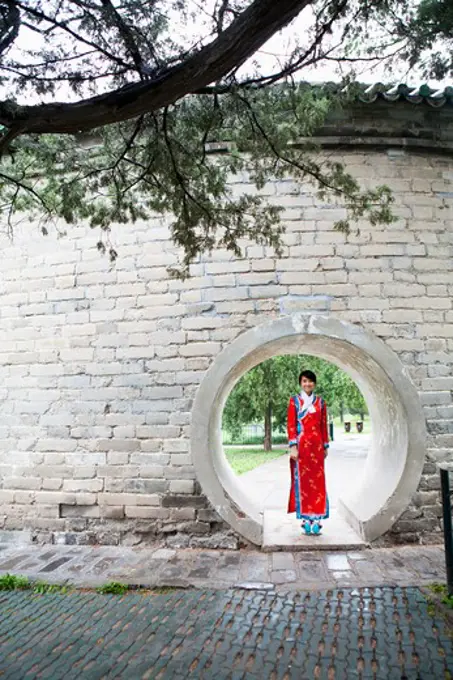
222;416;371;446
222;417;371;475
224;446;287;475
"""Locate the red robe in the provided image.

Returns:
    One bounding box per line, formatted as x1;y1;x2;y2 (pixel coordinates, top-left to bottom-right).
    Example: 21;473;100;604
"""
287;394;330;520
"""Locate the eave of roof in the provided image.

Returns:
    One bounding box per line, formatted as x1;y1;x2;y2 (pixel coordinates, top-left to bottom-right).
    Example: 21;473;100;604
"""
356;83;453;108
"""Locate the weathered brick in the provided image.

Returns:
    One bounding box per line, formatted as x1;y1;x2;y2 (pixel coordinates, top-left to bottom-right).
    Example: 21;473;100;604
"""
276;258;318;273
387;338;425;351
170;507;196;521
204;287;249;302
197;508;222;522
383;310;423;323
96;439;140;452
248;285;284;299
241;272;277;286
251;258;276;271
418;325;453;339
161;494;207;508
34;491;77;504
125;507;170;519
41;478;63;491
107;452;130;465
124;479;168;493
60;504;100;518
349;298;389;310
179;343;221;357
181;317;225;331
74;493;97;505
100;506;125;519
169;480;195;494
382;284;425;298
116;346;155;359
4;477;41;490
421;392;453;406
205;261;250;274
139;465;165;478
62;479;103;492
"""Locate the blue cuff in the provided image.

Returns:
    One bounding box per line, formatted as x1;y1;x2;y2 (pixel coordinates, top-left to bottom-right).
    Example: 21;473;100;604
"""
288;439;297;447
324;443;330;449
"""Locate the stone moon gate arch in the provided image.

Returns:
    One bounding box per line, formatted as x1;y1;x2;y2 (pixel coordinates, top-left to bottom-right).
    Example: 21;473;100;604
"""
190;314;426;546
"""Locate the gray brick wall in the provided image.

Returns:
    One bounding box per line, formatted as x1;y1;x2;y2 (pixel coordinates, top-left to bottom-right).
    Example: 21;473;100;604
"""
0;148;452;547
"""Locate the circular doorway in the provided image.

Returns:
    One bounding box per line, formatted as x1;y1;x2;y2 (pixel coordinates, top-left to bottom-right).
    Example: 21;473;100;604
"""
190;314;426;545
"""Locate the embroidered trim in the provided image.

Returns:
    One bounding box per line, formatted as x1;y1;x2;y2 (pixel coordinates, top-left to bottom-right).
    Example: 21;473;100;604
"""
294;458;302;518
299;496;330;521
294;393;318;442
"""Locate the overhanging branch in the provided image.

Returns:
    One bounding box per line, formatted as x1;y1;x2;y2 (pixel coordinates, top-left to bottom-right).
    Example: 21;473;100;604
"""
0;0;312;136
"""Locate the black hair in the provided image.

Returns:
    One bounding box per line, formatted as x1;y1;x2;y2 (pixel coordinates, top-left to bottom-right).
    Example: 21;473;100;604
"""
299;370;317;385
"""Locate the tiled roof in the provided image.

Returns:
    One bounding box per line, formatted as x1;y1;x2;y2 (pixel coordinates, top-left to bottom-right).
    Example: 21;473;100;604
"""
356;83;453;107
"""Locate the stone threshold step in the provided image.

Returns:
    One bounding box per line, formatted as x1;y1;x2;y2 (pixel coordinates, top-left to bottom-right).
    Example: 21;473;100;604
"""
262;509;366;552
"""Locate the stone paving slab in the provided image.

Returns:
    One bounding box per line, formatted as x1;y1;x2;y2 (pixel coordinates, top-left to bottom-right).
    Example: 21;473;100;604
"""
0;542;447;592
1;586;452;679
263;509;365;551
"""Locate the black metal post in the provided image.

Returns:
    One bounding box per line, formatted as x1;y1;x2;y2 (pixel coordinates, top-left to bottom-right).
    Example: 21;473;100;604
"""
329;421;334;442
440;468;453;597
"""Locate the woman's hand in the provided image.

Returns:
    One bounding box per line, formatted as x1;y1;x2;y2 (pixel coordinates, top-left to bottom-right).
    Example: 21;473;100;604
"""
289;445;298;461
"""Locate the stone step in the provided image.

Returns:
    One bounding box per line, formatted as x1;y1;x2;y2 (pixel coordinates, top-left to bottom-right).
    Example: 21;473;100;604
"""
262;509;366;552
0;530;32;545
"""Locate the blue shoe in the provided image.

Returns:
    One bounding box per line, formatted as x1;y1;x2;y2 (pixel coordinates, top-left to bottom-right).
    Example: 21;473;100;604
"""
302;521;311;535
312;521;322;535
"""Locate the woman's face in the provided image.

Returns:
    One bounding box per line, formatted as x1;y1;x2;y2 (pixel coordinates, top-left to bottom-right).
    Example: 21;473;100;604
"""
300;376;316;395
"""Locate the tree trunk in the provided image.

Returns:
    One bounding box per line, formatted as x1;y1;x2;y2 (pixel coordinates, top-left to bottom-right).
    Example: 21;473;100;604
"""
339;402;345;424
264;402;272;452
360;412;365;422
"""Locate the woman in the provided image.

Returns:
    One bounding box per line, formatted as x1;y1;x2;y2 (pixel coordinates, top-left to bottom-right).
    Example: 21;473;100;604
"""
287;370;329;535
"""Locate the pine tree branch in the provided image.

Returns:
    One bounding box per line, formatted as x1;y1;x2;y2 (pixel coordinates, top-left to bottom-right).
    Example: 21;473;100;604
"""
0;171;51;214
0;124;24;158
99;0;148;77
0;0;20;55
0;0;312;136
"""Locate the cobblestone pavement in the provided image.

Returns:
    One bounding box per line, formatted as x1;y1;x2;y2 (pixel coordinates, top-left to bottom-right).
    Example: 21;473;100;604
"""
0;542;446;591
1;587;453;679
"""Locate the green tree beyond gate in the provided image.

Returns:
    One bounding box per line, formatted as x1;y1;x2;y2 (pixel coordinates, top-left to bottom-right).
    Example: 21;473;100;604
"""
222;356;367;450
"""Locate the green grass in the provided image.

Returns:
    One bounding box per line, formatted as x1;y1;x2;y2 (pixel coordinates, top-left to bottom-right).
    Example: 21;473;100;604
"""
0;575;186;597
223;415;372;473
0;573;70;593
224;446;286;475
32;581;70;594
222;416;371;446
428;583;453;609
0;573;30;591
430;583;447;595
222;432;287;446
96;581;129;595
